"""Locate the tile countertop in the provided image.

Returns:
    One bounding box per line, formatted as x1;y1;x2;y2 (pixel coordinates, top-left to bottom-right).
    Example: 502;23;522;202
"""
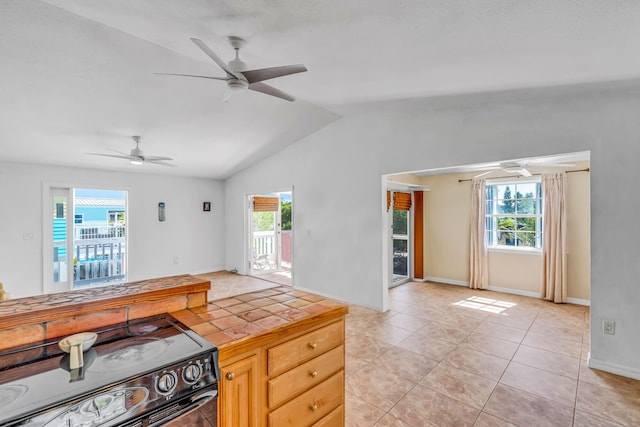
0;275;209;330
171;286;349;359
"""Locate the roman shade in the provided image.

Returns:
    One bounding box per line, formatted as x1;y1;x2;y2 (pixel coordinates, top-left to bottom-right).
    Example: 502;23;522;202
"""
253;196;279;212
393;192;412;211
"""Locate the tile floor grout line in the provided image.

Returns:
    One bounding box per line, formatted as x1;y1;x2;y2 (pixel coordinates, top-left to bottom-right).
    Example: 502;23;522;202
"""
345;282;620;426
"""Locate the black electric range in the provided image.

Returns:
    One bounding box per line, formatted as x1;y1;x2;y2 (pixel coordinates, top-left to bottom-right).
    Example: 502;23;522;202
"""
0;314;219;426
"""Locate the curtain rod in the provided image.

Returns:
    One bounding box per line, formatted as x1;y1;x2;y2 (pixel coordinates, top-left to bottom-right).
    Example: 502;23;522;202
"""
457;168;590;183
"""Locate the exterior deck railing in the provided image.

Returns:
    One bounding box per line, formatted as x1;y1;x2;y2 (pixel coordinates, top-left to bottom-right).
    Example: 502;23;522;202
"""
253;231;275;256
73;224;126;287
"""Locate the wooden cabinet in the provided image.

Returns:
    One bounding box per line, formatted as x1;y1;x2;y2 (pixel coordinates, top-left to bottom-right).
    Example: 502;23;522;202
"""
267;321;343;376
268;371;344;426
267;345;344;408
219;354;259;427
266;320;345;427
218;318;345;427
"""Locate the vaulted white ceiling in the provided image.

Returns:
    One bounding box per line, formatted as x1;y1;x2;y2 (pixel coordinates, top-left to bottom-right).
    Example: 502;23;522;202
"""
2;0;640;178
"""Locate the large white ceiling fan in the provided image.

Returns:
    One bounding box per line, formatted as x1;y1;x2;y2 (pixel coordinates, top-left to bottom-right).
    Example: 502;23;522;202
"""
87;136;174;166
474;160;575;178
155;36;307;102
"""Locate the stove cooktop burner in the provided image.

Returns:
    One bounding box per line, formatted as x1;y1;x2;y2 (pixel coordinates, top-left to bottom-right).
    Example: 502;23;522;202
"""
0;314;218;426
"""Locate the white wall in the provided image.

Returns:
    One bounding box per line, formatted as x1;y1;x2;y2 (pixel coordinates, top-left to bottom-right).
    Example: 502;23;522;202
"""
225;83;640;379
0;162;225;298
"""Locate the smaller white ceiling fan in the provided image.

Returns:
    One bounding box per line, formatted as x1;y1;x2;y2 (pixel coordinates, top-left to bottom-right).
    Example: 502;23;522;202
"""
474;160;575;178
87;136;174;166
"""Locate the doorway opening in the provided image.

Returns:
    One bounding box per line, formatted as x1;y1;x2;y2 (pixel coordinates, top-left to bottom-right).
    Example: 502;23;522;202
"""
46;187;127;294
381;151;590;312
247;191;292;286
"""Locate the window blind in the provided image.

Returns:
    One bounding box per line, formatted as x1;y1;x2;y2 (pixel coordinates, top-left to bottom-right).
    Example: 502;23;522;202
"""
393;192;412;211
253;196;279;212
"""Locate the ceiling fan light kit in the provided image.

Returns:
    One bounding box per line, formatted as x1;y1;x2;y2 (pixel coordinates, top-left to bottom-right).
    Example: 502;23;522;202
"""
87;136;174;167
155;36;307;102
473;160;576;179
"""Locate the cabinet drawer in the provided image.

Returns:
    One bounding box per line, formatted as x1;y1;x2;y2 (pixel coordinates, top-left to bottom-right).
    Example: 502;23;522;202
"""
268;345;344;409
268;371;344;427
312;404;344;427
268;320;343;376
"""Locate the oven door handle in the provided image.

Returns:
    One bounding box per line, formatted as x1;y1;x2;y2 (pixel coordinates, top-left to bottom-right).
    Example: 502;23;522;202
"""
149;390;218;426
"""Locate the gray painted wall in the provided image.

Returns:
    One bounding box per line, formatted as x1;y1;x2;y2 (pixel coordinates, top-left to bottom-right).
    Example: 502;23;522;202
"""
224;82;640;379
0;162;225;298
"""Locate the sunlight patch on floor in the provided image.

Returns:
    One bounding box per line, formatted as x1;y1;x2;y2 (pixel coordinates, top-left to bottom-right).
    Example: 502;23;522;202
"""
452;295;517;314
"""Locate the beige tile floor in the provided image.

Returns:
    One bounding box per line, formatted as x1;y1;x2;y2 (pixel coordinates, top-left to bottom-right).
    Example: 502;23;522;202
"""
195;271;281;300
345;281;640;426
196;269;291;300
198;272;640;426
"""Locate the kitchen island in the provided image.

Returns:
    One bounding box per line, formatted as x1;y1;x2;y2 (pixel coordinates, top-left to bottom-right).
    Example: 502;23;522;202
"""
172;285;348;426
0;274;348;426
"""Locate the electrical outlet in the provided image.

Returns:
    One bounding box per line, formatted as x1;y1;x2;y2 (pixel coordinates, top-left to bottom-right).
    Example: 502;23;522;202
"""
603;319;615;335
173;256;179;265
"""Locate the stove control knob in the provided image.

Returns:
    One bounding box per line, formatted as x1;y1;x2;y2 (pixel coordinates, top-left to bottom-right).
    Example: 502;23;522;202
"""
157;372;178;394
183;364;202;384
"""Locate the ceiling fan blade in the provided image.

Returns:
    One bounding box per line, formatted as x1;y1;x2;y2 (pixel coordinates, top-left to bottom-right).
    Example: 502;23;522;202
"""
242;65;307;84
87;153;133;160
248;82;295;102
527;162;576;168
107;148;131;156
190;38;242;79
474;170;496;179
153;72;228;81
142;156;174;161
519;168;532;177
146;160;176;167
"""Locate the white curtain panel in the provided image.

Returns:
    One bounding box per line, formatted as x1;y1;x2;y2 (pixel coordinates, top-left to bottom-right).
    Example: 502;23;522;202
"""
541;172;568;303
469;178;488;289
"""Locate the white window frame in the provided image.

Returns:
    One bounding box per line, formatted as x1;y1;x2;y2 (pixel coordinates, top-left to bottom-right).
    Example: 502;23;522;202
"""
485;177;543;252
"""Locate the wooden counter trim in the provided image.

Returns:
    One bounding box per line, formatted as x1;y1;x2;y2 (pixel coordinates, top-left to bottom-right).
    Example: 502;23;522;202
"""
0;275;210;331
215;306;348;361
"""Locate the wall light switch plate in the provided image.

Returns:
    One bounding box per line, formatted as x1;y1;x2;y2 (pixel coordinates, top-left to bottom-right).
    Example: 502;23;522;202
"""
603;319;615;335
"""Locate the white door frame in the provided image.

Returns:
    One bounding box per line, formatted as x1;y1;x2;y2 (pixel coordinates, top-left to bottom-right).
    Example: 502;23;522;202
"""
244;189;294;283
42;184;129;294
42;186;73;294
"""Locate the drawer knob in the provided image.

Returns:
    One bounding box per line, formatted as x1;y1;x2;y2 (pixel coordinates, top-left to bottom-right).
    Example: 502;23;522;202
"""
310;370;318;378
225;372;235;381
309;342;318;349
309;403;318;412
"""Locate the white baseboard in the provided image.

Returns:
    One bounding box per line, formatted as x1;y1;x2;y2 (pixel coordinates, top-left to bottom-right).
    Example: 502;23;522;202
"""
293;285;349;305
588;356;640;381
189;266;226;275
486;285;540;299
567;297;591;307
424;276;469;287
423;276;590;306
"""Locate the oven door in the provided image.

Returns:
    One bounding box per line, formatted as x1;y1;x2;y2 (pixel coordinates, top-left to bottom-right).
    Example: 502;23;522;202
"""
145;389;217;427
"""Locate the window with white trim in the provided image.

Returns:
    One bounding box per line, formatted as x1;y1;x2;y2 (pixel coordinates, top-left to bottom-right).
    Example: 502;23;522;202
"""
486;179;542;249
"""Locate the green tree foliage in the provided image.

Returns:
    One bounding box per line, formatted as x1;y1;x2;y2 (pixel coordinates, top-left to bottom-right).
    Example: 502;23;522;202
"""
498;217;515;245
281;201;292;230
497;186;538;247
501;186;514;213
253;211;275;232
393;210;408;235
